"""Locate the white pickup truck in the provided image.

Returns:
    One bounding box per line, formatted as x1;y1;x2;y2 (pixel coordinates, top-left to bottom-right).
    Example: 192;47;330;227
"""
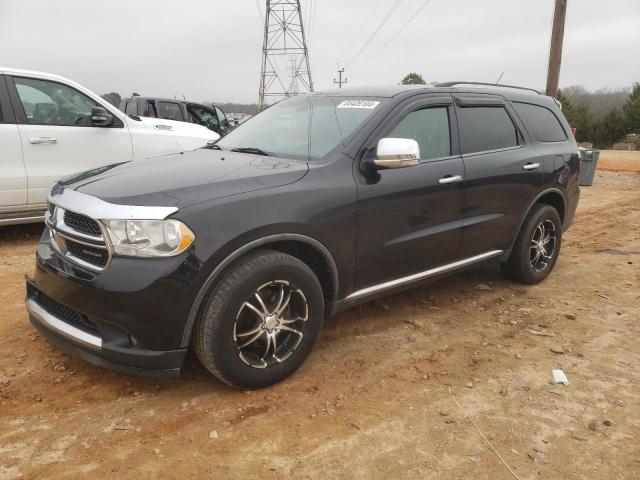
0;68;219;225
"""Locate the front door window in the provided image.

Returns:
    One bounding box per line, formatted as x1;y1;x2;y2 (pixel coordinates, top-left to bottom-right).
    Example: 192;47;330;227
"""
13;77;98;126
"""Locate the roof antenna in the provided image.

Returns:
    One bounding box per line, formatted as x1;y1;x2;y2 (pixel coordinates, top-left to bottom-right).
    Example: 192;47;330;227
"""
495;72;504;84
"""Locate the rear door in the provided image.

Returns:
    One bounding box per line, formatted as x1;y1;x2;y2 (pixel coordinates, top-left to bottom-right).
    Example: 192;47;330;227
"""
7;75;133;205
0;75;27;209
355;94;466;289
454;95;543;256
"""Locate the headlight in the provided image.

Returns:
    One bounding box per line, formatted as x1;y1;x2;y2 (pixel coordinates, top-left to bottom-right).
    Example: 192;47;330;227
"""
103;219;195;257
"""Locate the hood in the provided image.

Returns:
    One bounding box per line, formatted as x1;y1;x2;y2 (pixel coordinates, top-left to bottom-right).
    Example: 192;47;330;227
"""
136;115;220;141
58;149;308;208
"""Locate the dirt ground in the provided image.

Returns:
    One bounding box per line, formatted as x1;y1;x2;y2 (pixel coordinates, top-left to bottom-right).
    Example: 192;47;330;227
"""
597;150;640;173
1;161;639;479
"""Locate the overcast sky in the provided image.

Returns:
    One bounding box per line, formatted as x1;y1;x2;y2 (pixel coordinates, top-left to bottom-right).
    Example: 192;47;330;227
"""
1;0;638;103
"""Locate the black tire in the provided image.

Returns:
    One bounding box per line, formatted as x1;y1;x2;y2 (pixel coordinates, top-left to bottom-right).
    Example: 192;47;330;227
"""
193;249;324;389
501;204;562;284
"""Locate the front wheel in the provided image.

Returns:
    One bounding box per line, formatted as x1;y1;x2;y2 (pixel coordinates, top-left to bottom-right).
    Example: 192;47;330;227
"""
501;204;562;284
193;250;324;389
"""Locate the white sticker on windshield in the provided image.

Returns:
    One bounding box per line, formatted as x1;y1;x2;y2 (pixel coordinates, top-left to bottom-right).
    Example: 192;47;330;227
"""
337;100;380;109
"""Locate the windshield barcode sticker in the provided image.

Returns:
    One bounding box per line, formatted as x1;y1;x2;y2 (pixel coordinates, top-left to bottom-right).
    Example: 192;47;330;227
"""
337;100;380;109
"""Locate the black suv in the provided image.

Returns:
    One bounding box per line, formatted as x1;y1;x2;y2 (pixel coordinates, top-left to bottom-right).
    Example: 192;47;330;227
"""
120;96;234;135
27;83;580;388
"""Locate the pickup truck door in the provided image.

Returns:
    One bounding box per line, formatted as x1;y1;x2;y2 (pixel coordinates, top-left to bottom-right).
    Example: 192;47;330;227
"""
7;75;133;205
0;75;28;209
354;95;466;292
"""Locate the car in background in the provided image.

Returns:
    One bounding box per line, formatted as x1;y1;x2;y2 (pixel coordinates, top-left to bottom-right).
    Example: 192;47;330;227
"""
0;68;219;226
120;96;235;136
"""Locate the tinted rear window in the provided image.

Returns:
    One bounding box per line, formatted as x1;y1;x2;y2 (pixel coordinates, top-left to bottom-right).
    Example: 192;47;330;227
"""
458;106;519;154
513;102;567;142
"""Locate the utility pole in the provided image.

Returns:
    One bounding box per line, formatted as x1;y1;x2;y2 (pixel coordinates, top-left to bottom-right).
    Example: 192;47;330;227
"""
333;67;347;88
258;0;313;110
546;0;568;98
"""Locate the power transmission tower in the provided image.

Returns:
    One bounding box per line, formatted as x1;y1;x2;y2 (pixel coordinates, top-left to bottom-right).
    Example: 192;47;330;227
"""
546;0;568;98
333;67;347;88
258;0;314;110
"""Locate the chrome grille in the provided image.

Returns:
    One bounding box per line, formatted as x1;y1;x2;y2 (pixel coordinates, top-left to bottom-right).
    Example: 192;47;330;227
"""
46;205;111;272
63;210;102;237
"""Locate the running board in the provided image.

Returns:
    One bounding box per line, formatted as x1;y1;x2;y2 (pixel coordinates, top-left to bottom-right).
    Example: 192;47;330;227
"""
345;250;504;301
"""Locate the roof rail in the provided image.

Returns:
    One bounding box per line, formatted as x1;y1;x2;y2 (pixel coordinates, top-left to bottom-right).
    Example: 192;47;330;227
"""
436;81;541;95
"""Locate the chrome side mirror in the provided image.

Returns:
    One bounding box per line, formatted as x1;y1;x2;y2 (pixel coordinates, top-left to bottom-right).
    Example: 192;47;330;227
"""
372;138;420;169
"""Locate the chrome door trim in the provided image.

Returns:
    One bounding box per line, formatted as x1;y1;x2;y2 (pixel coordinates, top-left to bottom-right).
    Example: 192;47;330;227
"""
49;187;178;220
345;249;503;301
26;298;102;350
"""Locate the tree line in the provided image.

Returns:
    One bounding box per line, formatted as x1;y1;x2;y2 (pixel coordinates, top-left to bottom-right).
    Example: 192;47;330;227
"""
558;83;639;148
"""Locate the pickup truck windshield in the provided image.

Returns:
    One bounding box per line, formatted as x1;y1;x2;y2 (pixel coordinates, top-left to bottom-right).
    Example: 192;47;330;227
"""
217;96;385;160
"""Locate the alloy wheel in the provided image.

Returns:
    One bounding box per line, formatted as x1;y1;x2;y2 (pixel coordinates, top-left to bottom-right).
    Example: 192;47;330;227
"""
233;280;309;368
529;219;557;272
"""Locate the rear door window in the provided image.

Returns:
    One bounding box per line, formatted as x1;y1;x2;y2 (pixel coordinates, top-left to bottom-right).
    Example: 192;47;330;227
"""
513;102;567;142
157;101;184;121
457;106;519;154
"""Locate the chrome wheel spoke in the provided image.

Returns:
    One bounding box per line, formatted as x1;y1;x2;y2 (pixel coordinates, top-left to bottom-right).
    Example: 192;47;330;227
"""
238;329;265;349
236;324;262;338
261;333;273;360
243;301;265;319
274;289;292;316
254;292;270;316
279;316;306;325
279;325;303;337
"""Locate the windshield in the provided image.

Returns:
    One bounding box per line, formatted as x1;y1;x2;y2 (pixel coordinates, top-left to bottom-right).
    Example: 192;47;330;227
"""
217;96;386;160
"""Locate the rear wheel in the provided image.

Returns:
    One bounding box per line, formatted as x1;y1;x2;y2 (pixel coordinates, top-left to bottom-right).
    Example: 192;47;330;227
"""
193;250;324;389
501;204;562;284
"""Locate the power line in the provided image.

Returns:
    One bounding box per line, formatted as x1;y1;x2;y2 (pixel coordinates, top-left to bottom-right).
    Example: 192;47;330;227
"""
339;0;385;64
345;0;405;69
353;0;435;74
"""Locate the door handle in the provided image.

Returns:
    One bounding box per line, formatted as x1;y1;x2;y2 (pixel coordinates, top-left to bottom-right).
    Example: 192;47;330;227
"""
29;137;57;144
523;162;540;171
438;175;463;184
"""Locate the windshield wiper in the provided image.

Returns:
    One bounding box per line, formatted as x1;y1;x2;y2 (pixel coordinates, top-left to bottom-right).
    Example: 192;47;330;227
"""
231;147;278;157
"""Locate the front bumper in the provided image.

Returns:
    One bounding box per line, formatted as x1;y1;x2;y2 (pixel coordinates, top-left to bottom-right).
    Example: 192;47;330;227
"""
26;231;200;377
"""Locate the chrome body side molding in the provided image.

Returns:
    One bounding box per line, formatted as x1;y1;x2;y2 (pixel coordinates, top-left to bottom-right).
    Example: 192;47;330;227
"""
345;250;503;301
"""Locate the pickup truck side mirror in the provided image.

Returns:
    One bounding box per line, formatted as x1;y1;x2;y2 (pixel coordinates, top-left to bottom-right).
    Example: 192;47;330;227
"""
91;106;114;127
369;138;421;170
